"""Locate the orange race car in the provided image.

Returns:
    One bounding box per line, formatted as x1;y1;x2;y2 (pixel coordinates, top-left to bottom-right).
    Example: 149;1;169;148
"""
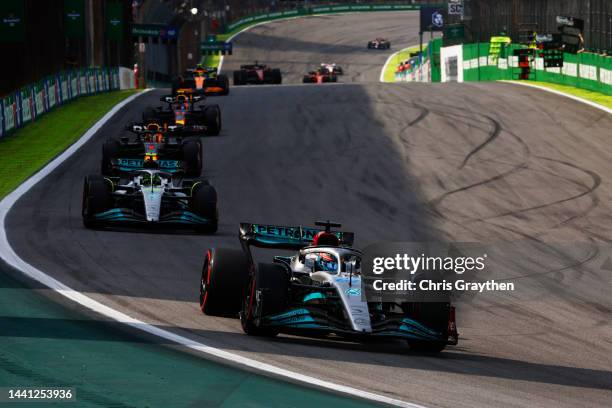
172;65;230;96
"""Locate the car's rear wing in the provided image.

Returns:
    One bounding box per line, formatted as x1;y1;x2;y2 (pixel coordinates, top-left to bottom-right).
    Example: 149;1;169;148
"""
239;223;354;250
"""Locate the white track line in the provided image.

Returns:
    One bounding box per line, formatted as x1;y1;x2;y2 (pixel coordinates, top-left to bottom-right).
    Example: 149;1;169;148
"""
0;95;426;405
499;80;612;115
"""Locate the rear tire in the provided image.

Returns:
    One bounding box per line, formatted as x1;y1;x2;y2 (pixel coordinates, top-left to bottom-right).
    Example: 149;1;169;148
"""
190;181;218;233
101;139;119;175
218;74;230;95
203;105;221;136
233;71;244;85
82;175;112;228
142;106;157;124
240;263;288;337
181;140;202;176
271;69;282;84
199;248;250;316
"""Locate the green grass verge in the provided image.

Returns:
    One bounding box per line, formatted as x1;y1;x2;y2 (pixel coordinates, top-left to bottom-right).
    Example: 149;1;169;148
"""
0;90;138;198
513;81;612;109
382;45;424;82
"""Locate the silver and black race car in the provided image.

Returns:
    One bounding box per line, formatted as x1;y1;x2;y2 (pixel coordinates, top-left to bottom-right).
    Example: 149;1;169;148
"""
199;221;458;352
82;169;218;233
367;38;391;49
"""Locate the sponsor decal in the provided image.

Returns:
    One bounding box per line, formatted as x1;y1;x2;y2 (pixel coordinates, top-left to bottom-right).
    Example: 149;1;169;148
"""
346;287;361;297
579;64;597;81
562;62;578;77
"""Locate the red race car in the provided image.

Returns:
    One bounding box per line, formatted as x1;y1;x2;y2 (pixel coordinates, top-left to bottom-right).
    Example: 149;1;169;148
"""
302;67;338;84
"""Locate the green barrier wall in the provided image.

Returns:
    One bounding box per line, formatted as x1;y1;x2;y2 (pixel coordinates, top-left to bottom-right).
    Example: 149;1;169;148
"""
225;3;423;34
459;42;612;95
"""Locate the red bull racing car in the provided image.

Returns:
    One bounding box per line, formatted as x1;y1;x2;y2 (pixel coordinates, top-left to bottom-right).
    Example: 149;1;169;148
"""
198;221;458;352
101;123;202;177
233;62;282;85
142;92;221;136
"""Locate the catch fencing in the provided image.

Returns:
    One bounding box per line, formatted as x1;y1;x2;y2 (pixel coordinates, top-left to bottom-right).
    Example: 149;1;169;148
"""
225;3;423;34
1;67;121;138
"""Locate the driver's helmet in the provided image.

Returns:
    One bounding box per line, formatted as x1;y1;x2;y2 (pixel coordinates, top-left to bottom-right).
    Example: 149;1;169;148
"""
313;252;338;273
176;94;188;109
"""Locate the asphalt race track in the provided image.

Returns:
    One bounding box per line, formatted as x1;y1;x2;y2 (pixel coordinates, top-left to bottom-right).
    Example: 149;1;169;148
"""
7;12;612;408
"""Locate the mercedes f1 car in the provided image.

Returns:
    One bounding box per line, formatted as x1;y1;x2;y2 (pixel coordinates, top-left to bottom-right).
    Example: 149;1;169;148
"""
320;63;343;75
82;170;217;233
101;123;202;177
173;65;230;96
367;38;391;49
233;62;282;85
199;221;458;352
302;67;338;84
142;93;221;136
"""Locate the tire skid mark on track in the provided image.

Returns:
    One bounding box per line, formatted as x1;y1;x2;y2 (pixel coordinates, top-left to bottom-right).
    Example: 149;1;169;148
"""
459;116;501;169
428;132;531;219
467;156;601;224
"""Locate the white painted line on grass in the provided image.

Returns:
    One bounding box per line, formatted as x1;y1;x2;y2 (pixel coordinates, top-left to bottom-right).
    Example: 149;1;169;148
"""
499;80;611;115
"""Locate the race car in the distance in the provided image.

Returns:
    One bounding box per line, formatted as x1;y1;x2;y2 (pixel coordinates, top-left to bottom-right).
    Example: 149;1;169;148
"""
101;123;202;177
233;62;282;85
367;38;391;49
320;63;343;75
302;67;338;84
82;169;218;233
143;92;221;136
199;221;458;352
173;65;230;96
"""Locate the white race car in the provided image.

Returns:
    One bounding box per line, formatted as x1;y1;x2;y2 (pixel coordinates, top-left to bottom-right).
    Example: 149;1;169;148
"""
367;38;391;49
320;63;344;75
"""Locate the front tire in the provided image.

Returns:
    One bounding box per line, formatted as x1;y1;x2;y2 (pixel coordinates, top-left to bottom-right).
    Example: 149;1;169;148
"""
199;248;250;316
405;301;451;353
82;175;112;228
181;140;202;176
190;180;218;233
